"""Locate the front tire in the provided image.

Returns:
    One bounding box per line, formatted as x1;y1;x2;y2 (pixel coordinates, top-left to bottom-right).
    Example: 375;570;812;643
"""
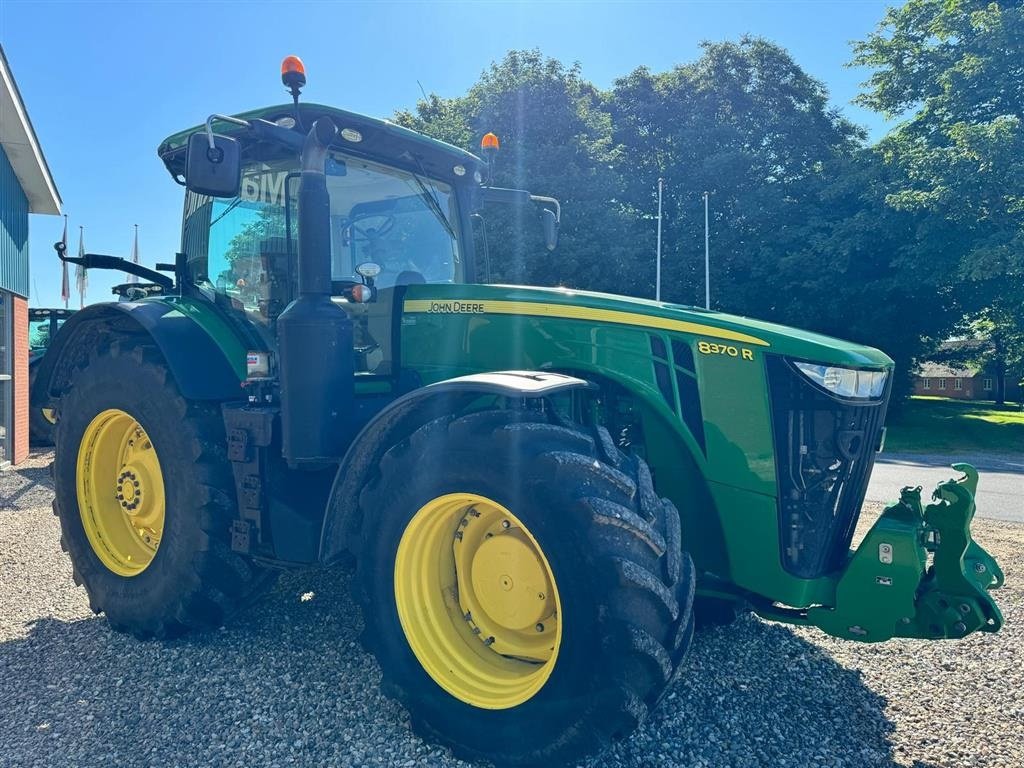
52;342;272;638
353;407;696;766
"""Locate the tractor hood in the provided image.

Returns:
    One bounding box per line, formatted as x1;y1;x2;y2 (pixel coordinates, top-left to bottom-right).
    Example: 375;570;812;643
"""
403;283;893;369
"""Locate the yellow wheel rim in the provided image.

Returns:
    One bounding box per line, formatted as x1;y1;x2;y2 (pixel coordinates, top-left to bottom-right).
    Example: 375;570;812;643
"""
394;493;562;710
76;409;166;577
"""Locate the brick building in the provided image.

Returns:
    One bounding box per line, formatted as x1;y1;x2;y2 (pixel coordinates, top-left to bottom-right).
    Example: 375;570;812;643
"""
1;46;61;465
912;361;1022;403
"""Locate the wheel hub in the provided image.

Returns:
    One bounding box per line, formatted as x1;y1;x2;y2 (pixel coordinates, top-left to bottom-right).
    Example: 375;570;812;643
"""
77;409;166;576
393;493;562;709
116;469;141;510
469;530;553;631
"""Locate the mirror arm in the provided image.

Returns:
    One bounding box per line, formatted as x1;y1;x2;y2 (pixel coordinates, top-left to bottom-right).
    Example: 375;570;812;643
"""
529;195;560;223
53;241;174;291
202;114;304;154
481;187;561;223
204;114;250;151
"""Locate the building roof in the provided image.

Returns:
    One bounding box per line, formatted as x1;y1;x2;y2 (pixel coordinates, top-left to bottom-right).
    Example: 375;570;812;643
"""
0;45;61;214
916;362;981;378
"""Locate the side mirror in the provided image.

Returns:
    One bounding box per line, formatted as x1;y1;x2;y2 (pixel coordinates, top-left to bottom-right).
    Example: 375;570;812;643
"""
185;132;241;197
542;207;559;251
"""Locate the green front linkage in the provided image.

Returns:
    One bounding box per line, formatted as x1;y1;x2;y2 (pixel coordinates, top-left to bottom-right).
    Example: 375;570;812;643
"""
760;465;1004;642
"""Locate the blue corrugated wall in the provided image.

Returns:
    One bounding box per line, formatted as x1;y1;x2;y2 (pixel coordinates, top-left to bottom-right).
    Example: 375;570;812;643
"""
0;145;30;298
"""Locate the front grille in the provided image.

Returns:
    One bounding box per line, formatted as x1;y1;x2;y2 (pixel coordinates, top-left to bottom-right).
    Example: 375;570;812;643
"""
766;356;890;579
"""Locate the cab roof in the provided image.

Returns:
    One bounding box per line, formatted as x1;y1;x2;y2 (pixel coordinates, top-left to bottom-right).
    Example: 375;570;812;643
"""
158;102;485;184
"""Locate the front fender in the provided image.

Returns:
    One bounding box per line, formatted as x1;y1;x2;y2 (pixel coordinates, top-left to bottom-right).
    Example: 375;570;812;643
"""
35;299;247;406
317;371;594;565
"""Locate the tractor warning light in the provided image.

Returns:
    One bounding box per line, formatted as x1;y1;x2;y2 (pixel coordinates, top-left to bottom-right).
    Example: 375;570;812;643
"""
481;132;500;151
281;55;306;79
281;55;307;92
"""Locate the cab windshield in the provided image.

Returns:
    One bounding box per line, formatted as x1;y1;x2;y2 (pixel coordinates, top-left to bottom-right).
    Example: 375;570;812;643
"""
327;153;461;286
182;151;462;323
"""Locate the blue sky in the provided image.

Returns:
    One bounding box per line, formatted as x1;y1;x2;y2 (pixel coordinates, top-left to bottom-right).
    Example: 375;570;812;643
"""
2;0;893;308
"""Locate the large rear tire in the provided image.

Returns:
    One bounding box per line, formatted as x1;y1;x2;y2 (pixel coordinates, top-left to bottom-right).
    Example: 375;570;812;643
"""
52;342;273;639
352;407;696;766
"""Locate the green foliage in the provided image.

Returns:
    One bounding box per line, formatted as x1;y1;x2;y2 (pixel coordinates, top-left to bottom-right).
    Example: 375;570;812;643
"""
852;0;1024;308
398;51;637;290
608;38;864;308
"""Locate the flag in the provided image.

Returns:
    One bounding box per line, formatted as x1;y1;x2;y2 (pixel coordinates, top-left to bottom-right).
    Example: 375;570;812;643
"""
76;227;88;308
60;215;70;308
127;225;139;283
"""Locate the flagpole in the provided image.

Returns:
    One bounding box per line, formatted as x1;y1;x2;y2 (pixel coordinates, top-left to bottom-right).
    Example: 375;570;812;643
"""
128;224;139;283
77;226;87;309
703;191;710;310
60;214;70;309
655;178;663;302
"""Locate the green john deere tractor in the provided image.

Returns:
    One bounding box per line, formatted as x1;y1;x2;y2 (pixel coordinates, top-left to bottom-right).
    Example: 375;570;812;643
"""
37;58;1004;766
28;307;75;445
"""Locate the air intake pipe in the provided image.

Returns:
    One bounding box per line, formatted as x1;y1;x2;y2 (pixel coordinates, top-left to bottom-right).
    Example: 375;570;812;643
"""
277;118;354;465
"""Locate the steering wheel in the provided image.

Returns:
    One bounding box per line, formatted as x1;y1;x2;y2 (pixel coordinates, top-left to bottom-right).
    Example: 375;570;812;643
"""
349;213;395;244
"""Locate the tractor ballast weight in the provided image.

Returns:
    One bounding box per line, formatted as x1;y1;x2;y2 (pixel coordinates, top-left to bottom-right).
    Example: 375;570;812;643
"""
36;59;1005;768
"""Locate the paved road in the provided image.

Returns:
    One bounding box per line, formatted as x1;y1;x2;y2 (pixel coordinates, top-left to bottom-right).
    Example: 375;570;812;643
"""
867;452;1024;523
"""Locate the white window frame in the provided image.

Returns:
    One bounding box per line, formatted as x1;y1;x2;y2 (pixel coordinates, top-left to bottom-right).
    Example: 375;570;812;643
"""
954;378;963;391
983;378;993;391
938;379;947;390
922;378;931;390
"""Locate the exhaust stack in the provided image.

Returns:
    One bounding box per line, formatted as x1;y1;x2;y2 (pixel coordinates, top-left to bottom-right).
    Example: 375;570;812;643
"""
276;117;354;465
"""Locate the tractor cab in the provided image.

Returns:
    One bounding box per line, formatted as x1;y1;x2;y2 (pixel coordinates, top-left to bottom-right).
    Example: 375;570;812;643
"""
157;101;488;375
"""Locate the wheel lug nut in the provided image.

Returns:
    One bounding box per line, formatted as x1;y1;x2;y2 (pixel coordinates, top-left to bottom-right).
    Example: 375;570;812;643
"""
501;520;511;529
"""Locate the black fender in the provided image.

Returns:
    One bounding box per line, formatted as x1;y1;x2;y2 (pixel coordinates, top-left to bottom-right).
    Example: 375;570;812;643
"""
35;301;244;408
318;371;595;565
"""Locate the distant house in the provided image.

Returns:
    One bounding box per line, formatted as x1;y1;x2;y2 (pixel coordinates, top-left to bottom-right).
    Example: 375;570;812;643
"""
913;361;1022;403
1;46;62;466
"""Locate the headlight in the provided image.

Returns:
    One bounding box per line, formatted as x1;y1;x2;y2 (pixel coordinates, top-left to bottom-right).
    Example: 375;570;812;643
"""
793;362;888;399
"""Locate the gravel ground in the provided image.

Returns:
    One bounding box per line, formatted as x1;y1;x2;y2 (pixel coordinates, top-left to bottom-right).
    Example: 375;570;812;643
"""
2;450;1021;768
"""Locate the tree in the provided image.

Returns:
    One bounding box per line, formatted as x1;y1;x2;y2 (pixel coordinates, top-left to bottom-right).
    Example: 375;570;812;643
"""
397;50;642;292
608;38;865;311
852;0;1024;310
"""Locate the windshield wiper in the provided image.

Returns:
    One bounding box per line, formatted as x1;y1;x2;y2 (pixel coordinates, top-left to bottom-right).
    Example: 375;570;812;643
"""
407;155;458;242
209;197;243;228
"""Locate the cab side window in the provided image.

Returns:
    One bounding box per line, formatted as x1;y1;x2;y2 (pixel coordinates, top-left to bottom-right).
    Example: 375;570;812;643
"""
183;161;296;325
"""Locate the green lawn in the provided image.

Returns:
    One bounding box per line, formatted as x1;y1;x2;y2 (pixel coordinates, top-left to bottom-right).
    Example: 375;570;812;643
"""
883;396;1024;454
